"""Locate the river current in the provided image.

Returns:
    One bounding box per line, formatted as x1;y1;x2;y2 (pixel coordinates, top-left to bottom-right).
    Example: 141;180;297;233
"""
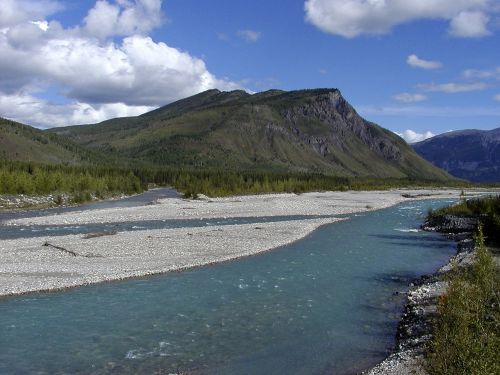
0;192;456;374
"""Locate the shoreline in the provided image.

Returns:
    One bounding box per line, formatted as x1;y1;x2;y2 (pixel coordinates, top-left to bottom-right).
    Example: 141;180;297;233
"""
0;219;341;301
2;188;466;226
0;192;132;212
363;214;479;375
0;188;159;214
0;189;490;299
0;217;340;297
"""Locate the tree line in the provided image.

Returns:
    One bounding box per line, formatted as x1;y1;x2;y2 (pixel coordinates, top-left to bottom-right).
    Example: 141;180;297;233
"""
0;161;143;198
1;160;475;203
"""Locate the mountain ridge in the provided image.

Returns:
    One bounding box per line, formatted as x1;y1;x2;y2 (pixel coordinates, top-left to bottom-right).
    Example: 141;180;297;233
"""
50;88;451;180
0;117;108;165
413;128;500;182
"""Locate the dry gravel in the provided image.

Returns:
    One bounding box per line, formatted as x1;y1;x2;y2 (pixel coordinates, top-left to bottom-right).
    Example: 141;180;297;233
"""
0;188;480;298
3;189;464;227
0;218;339;296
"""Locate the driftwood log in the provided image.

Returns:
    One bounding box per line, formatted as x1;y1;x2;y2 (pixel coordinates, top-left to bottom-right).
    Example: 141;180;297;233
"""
42;241;104;258
42;241;78;256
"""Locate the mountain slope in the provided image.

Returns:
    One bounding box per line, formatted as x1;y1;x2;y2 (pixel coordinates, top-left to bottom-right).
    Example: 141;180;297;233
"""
0;117;108;165
51;88;451;180
413;128;500;182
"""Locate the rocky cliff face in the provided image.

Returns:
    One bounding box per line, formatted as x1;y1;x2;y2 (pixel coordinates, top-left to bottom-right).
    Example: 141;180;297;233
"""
281;90;402;161
413;128;500;182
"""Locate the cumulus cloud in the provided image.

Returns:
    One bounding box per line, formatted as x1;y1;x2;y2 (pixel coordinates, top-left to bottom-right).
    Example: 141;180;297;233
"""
407;55;442;70
83;0;163;39
393;93;427;103
448;10;491;37
418;82;489;93
0;0;61;28
237;29;261;43
0;92;153;128
396;129;435;144
304;0;495;38
0;0;242;127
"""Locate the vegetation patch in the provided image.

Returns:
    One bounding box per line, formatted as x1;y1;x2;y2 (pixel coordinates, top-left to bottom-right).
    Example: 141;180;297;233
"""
428;194;500;246
0;159;474;207
0;160;144;206
425;195;500;374
426;227;499;375
136;167;471;198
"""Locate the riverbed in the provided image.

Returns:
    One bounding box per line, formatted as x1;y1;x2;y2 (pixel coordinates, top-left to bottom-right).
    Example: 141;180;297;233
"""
0;189;470;374
0;189;466;296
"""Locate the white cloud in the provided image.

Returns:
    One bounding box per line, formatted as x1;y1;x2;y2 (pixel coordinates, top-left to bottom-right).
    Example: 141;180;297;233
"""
0;0;242;127
304;0;494;38
31;21;49;31
0;0;62;29
0;92;153;128
463;67;500;79
494;94;500;101
395;129;435;144
407;54;442;70
71;101;153;125
237;29;261;43
448;10;491;37
418;82;489;93
393;93;427;103
83;0;163;39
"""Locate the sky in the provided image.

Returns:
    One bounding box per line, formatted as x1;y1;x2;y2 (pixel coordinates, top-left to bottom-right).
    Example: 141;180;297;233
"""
0;0;500;143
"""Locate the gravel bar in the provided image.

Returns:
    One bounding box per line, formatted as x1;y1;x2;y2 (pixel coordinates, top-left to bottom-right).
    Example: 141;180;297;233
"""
0;189;483;297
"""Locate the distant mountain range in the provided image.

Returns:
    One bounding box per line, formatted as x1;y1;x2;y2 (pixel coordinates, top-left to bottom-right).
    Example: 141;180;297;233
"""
46;88;450;180
413;128;500;182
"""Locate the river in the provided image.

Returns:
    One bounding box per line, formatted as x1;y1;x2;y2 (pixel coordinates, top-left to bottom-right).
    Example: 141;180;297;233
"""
0;193;457;374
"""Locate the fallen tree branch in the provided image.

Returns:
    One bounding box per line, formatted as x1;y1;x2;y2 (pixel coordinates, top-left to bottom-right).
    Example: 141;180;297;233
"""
42;242;78;257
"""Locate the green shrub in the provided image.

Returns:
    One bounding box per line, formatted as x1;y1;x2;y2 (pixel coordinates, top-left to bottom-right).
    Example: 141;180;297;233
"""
426;226;500;375
428;195;500;246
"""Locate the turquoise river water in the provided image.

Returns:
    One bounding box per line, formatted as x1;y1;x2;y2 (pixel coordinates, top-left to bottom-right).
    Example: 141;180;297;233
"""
0;196;457;375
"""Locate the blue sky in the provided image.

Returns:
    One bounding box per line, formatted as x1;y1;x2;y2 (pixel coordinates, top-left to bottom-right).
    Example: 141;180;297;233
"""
0;0;499;142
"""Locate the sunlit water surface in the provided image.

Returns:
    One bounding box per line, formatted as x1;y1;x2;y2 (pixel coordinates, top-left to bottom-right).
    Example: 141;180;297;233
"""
0;198;457;375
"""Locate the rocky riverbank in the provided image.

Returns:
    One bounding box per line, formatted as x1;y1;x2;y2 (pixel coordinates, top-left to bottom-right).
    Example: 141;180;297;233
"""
0;191;140;211
364;215;478;375
0;193;71;210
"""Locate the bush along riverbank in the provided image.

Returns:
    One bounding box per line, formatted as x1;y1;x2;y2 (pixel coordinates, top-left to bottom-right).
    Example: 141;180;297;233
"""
366;196;500;375
426;227;499;375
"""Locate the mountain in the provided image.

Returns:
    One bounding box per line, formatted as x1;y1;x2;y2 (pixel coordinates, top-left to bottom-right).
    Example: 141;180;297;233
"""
413;128;500;182
51;88;451;180
0;117;107;165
